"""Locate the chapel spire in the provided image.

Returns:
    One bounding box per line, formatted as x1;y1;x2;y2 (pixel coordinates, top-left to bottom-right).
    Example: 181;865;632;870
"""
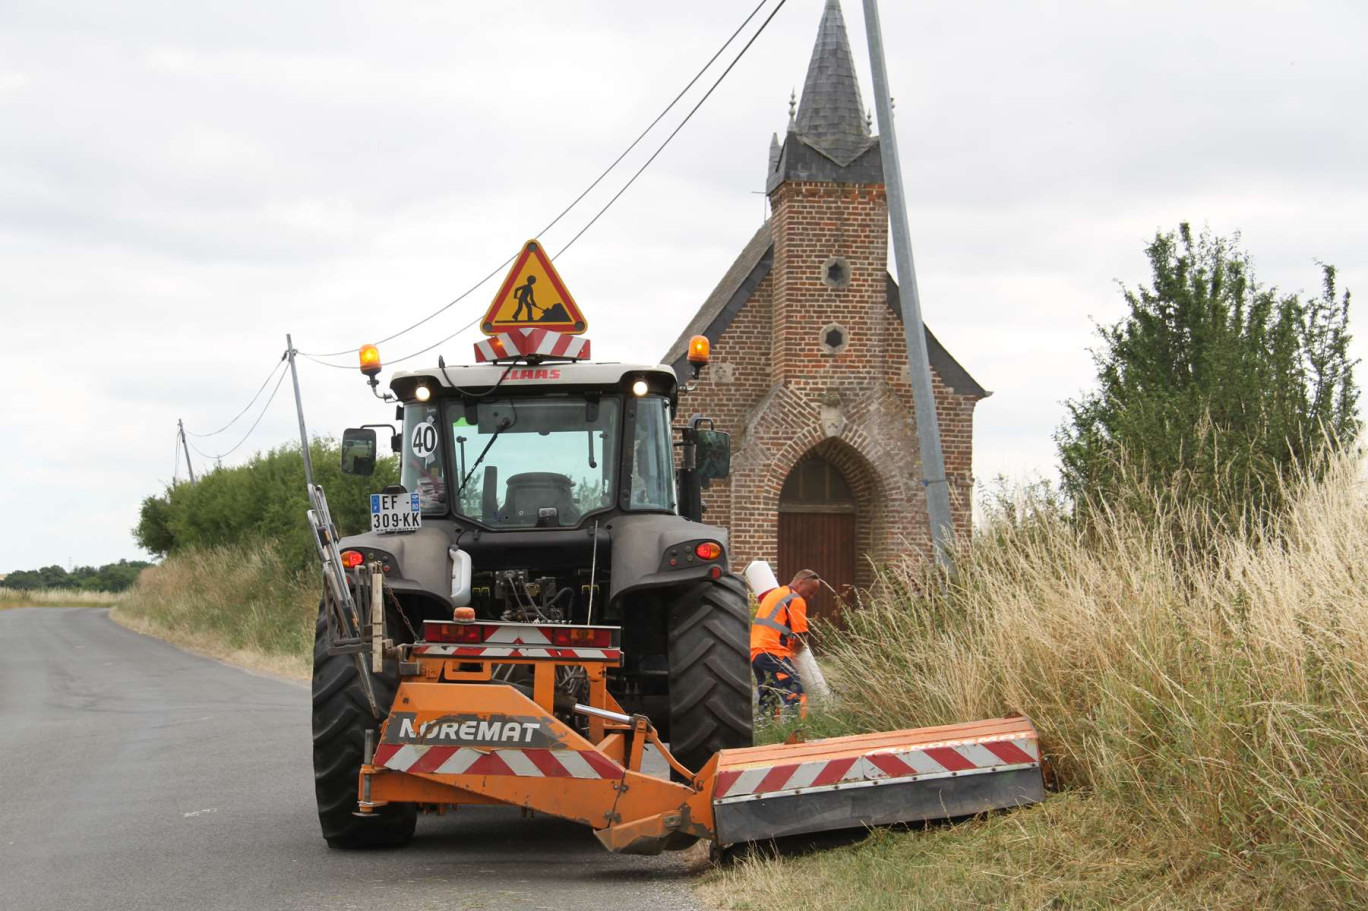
793;0;871;166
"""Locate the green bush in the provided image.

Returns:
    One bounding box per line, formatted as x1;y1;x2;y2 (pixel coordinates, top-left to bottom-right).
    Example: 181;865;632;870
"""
134;439;398;571
1059;223;1357;530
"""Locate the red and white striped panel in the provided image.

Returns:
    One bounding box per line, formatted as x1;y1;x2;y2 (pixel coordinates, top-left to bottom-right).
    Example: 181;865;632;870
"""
713;735;1039;802
485;625;551;644
410;644;621;661
374;743;623;780
473;328;590;363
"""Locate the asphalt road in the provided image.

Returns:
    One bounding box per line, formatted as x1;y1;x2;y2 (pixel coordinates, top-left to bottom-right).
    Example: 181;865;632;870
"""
0;608;703;911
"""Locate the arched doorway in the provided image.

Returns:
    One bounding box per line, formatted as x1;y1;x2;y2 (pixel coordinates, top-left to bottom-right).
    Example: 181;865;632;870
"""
778;456;857;624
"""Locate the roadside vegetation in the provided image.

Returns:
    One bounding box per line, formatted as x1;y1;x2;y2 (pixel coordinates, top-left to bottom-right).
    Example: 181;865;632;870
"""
112;539;317;679
0;587;123;610
118;439;386;677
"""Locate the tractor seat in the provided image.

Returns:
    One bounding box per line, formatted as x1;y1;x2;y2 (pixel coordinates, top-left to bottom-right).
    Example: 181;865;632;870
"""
500;472;580;526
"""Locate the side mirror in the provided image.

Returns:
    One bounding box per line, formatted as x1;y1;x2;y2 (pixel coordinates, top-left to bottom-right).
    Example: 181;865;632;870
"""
695;429;731;480
341;428;377;477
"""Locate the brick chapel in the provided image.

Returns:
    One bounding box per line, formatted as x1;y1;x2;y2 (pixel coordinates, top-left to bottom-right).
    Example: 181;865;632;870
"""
664;0;988;622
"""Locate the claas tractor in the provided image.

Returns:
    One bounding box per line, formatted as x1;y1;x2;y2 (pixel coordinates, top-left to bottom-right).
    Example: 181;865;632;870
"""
311;341;755;848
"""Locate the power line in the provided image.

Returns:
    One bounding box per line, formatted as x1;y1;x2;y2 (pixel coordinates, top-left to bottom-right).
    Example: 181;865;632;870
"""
300;311;486;370
300;260;515;363
184;355;288;437
299;0;774;362
187;368;290;462
555;0;790;258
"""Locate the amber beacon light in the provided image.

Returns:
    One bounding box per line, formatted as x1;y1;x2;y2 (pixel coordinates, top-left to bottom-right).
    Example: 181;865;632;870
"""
687;335;710;365
359;344;382;377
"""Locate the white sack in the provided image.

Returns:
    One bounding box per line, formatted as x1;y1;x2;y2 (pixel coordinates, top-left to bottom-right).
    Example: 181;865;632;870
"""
793;647;832;701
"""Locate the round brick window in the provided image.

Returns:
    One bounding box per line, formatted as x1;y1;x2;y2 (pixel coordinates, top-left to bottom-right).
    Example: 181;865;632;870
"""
820;323;849;356
822;255;851;290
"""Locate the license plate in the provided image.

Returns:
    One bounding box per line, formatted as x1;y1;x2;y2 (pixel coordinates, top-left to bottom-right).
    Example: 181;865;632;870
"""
370;492;422;534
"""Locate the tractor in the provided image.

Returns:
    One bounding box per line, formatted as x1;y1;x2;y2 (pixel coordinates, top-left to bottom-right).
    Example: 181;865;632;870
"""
311;337;754;848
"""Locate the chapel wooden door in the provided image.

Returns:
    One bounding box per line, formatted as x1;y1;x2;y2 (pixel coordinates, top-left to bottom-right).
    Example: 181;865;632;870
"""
777;457;857;625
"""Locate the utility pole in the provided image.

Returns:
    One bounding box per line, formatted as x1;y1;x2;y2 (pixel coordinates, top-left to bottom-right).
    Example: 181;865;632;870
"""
862;0;954;568
177;418;197;485
285;334;316;489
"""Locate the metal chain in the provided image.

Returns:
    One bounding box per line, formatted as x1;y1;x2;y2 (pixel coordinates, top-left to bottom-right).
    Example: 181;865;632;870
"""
384;584;419;642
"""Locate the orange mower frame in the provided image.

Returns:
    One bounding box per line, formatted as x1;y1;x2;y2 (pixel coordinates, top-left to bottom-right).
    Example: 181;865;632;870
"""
355;617;1046;854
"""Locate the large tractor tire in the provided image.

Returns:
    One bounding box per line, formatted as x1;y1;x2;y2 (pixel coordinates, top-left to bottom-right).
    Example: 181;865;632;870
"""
667;574;754;774
311;602;416;849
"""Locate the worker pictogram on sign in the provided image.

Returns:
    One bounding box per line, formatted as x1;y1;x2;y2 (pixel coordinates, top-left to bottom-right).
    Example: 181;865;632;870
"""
481;240;587;335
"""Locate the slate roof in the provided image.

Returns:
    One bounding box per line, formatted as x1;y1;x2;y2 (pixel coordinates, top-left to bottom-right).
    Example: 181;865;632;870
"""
793;0;874;167
663;228;989;400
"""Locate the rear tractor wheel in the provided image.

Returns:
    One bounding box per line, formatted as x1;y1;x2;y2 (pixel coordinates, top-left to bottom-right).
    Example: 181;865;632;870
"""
666;574;754;774
311;600;416;849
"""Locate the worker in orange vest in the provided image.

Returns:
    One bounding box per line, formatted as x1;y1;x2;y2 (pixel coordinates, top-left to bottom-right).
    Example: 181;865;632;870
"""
750;569;821;717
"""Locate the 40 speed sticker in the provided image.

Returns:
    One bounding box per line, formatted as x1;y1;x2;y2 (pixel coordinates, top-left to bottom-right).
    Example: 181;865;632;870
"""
370;492;421;533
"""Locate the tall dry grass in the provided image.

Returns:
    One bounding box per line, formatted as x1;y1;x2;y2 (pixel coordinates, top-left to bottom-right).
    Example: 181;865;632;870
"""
789;451;1368;906
0;587;122;609
112;539;318;678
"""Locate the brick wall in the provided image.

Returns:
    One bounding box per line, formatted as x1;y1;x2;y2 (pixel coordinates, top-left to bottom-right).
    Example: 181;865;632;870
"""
680;178;980;583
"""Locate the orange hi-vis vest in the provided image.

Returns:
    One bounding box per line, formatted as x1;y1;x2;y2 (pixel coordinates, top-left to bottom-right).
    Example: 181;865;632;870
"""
750;585;808;661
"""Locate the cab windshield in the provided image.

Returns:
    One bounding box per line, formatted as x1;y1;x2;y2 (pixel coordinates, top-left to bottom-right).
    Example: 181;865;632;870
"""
446;397;620;528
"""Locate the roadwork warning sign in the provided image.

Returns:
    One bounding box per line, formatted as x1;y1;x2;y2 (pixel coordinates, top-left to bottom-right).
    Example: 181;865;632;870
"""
481;239;587;335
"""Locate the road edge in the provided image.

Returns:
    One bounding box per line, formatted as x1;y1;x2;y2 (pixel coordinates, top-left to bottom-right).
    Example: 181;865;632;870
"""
108;606;310;684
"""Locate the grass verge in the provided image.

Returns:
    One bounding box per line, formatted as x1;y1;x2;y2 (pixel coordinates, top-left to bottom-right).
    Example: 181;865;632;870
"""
0;587;123;609
111;540;317;680
702;793;1265;911
709;452;1368;910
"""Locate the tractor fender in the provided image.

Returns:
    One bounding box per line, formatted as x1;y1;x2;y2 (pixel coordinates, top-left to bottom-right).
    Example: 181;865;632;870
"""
337;524;455;600
603;513;730;602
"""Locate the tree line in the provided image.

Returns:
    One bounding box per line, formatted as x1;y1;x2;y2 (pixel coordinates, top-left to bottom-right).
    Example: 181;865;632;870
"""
2;559;153;593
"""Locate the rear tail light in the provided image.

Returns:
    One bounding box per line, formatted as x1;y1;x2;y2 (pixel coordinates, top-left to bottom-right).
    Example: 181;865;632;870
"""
695;541;723;560
340;550;364;569
423;620;485;644
546;626;614;648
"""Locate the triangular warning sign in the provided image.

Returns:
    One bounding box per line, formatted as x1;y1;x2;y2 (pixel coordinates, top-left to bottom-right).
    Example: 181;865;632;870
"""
481;240;587;336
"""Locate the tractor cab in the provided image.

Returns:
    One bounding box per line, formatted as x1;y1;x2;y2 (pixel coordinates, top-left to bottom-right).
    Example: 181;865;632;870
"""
384;362;694;530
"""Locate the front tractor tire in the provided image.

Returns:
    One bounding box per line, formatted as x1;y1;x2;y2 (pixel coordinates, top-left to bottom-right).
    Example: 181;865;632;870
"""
311;601;416;849
667;574;754;773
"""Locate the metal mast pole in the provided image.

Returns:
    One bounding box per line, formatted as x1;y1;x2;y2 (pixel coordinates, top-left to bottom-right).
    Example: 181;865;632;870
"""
177;419;197;485
285;334;316;489
862;0;954;567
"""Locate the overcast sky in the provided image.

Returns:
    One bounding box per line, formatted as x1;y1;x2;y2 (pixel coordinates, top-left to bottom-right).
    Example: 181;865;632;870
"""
3;0;1365;571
